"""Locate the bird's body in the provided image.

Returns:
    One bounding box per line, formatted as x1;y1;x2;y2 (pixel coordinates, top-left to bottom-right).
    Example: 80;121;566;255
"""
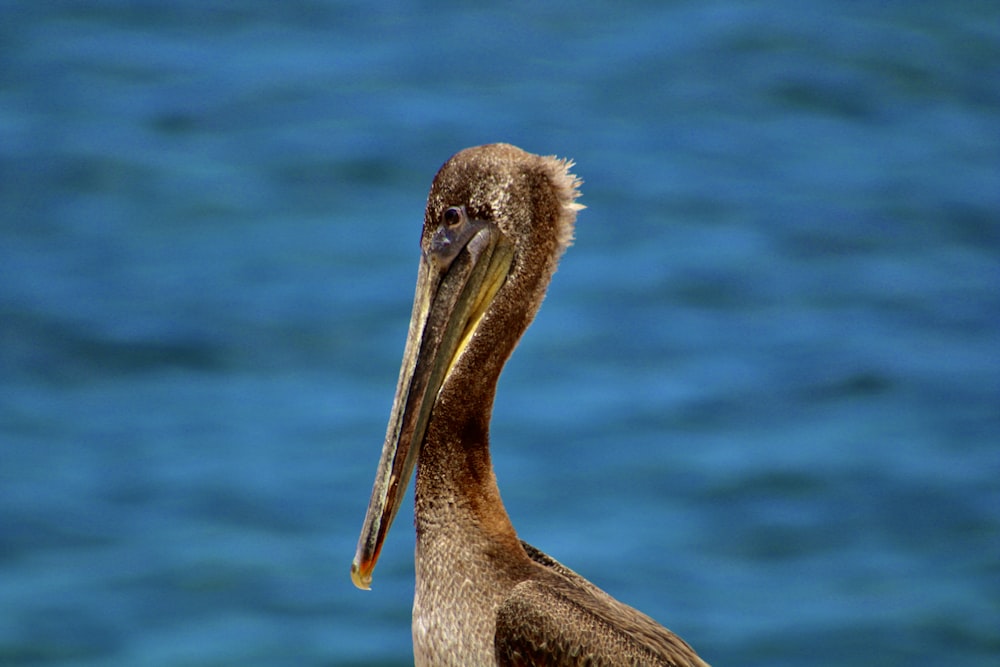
352;144;709;666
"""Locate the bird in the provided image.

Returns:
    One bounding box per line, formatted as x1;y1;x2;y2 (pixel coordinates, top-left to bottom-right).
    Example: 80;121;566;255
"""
351;143;710;666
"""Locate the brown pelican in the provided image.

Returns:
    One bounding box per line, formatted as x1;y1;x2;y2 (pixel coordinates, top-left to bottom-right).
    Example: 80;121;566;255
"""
351;143;709;666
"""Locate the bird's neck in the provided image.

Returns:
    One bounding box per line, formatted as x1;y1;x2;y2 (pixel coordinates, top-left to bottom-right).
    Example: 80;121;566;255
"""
411;398;525;665
414;388;519;546
412;284;538;557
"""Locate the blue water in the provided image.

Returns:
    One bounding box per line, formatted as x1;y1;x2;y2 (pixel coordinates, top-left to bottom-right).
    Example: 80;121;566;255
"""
2;2;999;665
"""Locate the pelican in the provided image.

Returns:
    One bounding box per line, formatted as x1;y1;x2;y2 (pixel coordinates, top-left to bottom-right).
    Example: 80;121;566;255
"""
351;143;709;666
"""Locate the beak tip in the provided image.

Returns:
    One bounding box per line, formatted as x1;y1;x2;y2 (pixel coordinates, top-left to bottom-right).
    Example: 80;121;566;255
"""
351;559;373;591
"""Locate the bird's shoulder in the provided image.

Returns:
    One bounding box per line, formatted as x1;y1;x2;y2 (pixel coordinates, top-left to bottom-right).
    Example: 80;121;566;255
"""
493;541;709;667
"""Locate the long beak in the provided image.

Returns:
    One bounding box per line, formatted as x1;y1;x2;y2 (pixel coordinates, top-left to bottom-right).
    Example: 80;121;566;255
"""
351;218;514;590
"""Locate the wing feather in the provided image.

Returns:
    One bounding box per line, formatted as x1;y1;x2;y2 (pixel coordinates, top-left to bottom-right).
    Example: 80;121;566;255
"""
494;542;709;667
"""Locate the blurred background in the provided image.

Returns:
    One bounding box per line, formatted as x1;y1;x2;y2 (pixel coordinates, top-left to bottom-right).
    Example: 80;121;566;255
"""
2;2;998;665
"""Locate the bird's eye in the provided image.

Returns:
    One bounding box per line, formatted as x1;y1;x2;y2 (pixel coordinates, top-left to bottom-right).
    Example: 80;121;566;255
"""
443;206;463;226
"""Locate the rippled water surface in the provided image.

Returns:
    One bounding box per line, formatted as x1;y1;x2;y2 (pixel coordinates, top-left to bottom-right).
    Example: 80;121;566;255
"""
2;2;999;665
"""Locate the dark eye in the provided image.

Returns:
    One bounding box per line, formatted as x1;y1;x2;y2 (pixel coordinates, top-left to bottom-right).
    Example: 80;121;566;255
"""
443;206;463;226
